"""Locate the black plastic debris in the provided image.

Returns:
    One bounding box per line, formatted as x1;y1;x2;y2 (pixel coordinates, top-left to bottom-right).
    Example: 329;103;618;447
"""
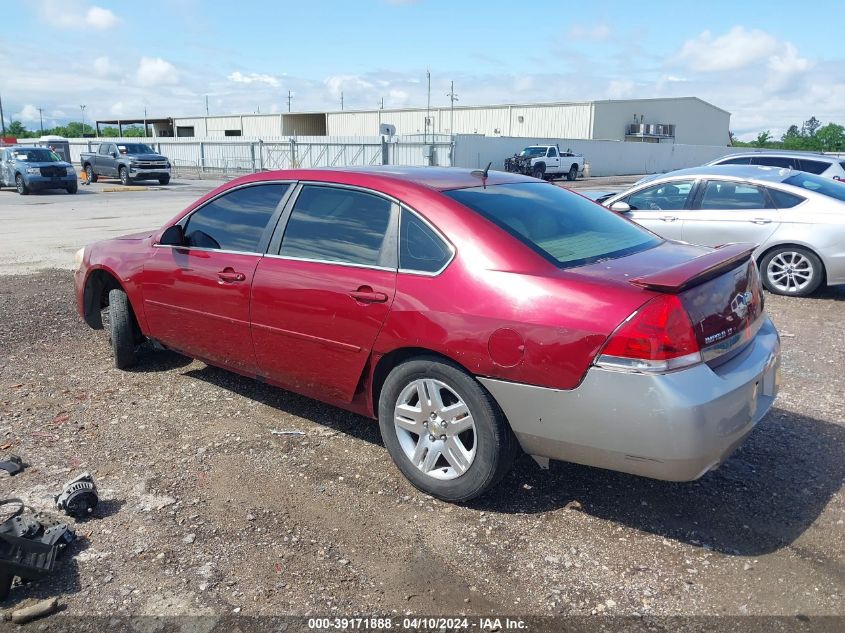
55;472;98;518
0;499;76;601
0;455;24;476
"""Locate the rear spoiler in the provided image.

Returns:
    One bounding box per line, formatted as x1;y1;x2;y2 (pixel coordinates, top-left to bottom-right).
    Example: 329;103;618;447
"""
629;243;757;293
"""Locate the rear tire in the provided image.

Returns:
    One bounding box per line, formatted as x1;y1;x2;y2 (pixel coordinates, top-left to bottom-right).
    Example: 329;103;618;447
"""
378;356;518;502
85;165;98;183
760;246;823;297
108;289;138;369
119;167;131;186
158;175;170;185
15;174;29;195
567;164;578;181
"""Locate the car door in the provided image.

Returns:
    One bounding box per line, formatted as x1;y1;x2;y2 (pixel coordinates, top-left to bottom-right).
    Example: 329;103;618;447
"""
97;143;115;176
251;183;398;403
681;179;781;248
545;147;560;174
140;183;291;373
618;179;697;240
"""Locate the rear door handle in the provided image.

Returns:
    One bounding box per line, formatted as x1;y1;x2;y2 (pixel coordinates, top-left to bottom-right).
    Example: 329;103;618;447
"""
751;218;772;224
349;286;389;303
217;268;246;283
660;216;678;222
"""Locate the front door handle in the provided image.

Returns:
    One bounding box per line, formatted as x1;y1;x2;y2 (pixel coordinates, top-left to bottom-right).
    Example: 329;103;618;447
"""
349;286;389;303
751;218;772;224
217;268;246;283
660;216;678;222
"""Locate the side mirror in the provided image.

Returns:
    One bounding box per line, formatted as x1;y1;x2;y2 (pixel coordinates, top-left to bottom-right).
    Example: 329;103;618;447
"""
610;201;631;213
159;225;184;246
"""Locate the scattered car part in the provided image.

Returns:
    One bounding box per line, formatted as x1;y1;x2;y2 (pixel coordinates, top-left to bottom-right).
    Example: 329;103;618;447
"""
11;597;59;624
270;429;305;436
54;472;98;518
0;455;23;476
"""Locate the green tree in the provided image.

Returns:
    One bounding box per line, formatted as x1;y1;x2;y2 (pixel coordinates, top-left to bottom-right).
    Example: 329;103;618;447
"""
123;126;146;137
6;121;35;138
754;131;773;147
815;123;845;152
802;116;821;138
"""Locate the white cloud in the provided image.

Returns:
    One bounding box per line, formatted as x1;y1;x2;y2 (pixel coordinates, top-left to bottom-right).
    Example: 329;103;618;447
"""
15;104;41;123
324;75;375;100
228;71;280;87
136;57;178;87
36;1;120;29
675;26;777;72
607;79;635;99
93;55;122;78
568;23;611;41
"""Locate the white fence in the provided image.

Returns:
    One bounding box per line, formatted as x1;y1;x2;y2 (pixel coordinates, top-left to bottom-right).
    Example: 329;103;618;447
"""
451;135;745;177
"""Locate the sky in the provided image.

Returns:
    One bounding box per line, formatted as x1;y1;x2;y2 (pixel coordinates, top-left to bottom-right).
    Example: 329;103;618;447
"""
2;0;844;141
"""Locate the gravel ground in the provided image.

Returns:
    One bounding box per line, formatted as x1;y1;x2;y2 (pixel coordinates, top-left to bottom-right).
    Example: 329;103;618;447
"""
0;269;842;620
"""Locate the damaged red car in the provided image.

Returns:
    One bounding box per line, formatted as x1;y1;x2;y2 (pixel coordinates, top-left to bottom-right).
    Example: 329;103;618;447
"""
75;168;781;501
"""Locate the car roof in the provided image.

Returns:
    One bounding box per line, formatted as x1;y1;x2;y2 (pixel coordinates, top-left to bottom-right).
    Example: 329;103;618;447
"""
273;166;538;191
712;149;834;161
641;164;795;184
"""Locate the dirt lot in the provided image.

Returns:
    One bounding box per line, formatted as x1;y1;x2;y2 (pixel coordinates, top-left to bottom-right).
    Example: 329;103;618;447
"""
0;182;843;622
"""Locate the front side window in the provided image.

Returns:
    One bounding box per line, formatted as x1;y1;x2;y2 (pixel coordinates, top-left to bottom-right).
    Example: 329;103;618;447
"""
183;184;288;252
625;180;695;211
784;173;845;203
400;208;452;273
699;181;771;210
445;183;660;268
547;147;557;157
280;186;395;267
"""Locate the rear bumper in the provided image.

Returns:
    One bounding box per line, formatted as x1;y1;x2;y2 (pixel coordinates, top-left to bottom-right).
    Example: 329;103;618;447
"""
479;316;781;481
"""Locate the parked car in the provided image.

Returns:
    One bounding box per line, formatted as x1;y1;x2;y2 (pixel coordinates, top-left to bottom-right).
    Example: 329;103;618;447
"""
504;145;584;181
707;150;845;180
74;167;780;501
0;146;77;195
601;165;845;296
80;142;171;186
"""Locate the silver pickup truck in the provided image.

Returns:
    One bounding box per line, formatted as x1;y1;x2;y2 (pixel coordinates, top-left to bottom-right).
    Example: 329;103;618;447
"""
80;142;171;186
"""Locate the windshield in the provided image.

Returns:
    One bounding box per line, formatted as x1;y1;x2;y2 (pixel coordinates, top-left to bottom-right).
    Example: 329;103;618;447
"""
519;147;547;157
784;173;845;203
117;143;155;154
11;148;60;162
445;183;662;268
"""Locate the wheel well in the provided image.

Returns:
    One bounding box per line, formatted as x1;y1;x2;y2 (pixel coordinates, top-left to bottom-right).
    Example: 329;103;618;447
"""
756;243;827;283
533;162;545;172
370;347;471;414
83;269;125;329
570;163;579;171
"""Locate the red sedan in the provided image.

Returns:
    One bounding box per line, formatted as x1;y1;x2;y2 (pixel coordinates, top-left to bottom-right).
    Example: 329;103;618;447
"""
74;168;781;501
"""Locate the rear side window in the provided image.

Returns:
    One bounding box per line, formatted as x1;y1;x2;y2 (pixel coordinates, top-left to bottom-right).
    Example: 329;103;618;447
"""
767;188;805;209
784;173;845;202
280;185;395;267
400;208;452;273
184;184;288;252
797;159;830;175
750;156;794;169
717;156;752;165
699;181;772;210
445;183;660;268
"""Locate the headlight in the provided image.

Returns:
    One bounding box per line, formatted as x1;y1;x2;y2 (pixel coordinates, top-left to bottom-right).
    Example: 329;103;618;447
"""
66;167;75;176
74;247;85;270
26;167;40;174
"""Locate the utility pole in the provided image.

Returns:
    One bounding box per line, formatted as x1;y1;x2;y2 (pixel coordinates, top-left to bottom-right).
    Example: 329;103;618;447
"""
287;90;292;112
37;107;44;134
205;95;209;116
143;107;148;137
340;92;344;111
0;93;5;135
80;105;86;138
379;97;384;110
425;69;431;145
446;81;459;135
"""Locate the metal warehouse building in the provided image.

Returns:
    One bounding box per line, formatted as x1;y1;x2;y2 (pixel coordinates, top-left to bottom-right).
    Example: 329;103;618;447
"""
150;97;728;146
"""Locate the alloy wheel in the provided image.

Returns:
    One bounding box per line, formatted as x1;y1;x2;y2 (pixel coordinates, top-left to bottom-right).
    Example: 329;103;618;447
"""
766;251;813;293
393;378;476;480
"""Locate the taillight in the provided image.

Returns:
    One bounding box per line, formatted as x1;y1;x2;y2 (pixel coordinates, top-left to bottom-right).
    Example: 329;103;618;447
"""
595;294;701;372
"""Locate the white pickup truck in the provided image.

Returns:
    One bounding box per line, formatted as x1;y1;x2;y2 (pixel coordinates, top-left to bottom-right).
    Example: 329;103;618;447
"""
503;144;585;181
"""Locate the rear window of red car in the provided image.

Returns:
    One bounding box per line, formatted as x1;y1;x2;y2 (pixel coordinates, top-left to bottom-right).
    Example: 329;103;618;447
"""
445;183;661;268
